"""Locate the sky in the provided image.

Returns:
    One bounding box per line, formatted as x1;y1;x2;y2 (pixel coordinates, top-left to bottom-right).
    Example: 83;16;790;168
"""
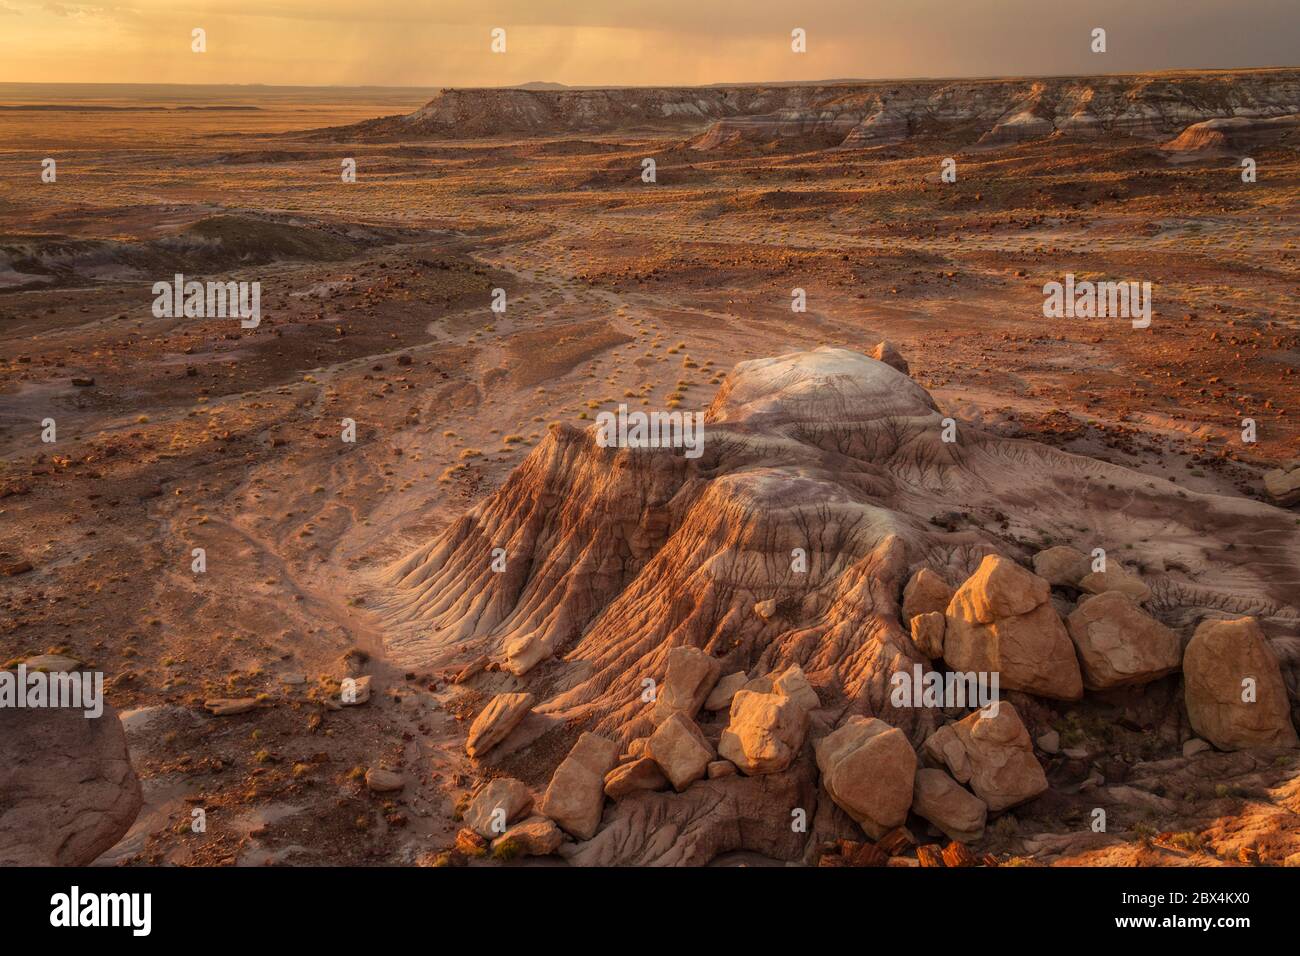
0;0;1296;88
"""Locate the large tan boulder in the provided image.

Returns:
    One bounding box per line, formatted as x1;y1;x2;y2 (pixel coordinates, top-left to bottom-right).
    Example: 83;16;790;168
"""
0;700;142;865
922;703;1047;813
604;756;668;799
465;692;534;758
539;732;619;840
814;716;916;839
717;689;810;775
943;554;1083;700
704;671;748;712
1066;591;1182;689
912;767;987;843
1183;617;1298;751
464;777;533;838
902;568;953;622
652;645;722;723
1032;546;1090;587
1078;565;1151;603
647;712;714;791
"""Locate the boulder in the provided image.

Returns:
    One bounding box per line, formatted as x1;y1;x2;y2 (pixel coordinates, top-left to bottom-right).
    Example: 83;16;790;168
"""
912;768;987;842
902;568;953;621
814;716;916;839
909;611;945;659
870;340;910;375
491;815;564;858
922;703;1047;813
773;664;820;712
364;768;405;793
0;700;142;865
647;712;714;791
1262;462;1300;507
652;645;722;723
465;692;535;758
1032;546;1090;587
1065;591;1182;689
717;689;810;775
1183;617;1298;751
704;671;748;712
539;732;619;840
1077;566;1151;603
464;776;534;838
753;599;777;620
943;554;1083;700
603;756;668;799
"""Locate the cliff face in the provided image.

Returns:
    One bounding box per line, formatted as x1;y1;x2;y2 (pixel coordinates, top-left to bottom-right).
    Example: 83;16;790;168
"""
328;70;1300;149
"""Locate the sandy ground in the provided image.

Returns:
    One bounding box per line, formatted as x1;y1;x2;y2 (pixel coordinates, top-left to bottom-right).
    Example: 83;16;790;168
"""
0;89;1297;865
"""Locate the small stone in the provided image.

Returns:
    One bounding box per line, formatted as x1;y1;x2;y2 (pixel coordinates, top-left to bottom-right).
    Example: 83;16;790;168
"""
706;760;736;779
753;599;777;620
364;768;405;793
1036;730;1060;754
204;698;257;716
1182;738;1211;758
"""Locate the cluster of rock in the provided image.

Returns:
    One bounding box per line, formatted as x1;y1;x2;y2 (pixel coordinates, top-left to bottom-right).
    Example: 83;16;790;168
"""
404;345;1298;866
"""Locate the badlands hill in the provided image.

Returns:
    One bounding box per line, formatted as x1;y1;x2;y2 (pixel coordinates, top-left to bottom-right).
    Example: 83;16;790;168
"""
323;69;1300;150
374;347;1300;866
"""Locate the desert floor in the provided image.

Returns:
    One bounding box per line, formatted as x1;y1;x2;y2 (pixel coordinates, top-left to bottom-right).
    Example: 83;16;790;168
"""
0;88;1297;865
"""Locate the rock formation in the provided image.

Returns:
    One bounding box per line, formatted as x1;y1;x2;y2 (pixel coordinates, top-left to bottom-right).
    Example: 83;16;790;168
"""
0;701;142;865
326;71;1300;154
1183;617;1298;751
375;346;1300;865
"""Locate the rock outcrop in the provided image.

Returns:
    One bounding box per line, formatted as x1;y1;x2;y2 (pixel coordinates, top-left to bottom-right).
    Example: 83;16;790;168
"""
0;700;142;865
943;554;1084;700
539;732;619;840
377;345;1300;864
1065;592;1182;689
912;767;988;843
1183;617;1298;751
902;567;953;622
717;689;810;775
647;713;714;791
464;777;534;838
652;645;722;723
922;704;1048;813
815;716;916;838
465;692;534;758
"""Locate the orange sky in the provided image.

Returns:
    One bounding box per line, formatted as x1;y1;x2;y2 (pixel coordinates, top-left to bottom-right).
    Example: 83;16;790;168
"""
1;0;1295;87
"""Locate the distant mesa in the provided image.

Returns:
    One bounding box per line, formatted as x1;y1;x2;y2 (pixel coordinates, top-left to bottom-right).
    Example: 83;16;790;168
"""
1163;112;1300;152
315;70;1300;152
